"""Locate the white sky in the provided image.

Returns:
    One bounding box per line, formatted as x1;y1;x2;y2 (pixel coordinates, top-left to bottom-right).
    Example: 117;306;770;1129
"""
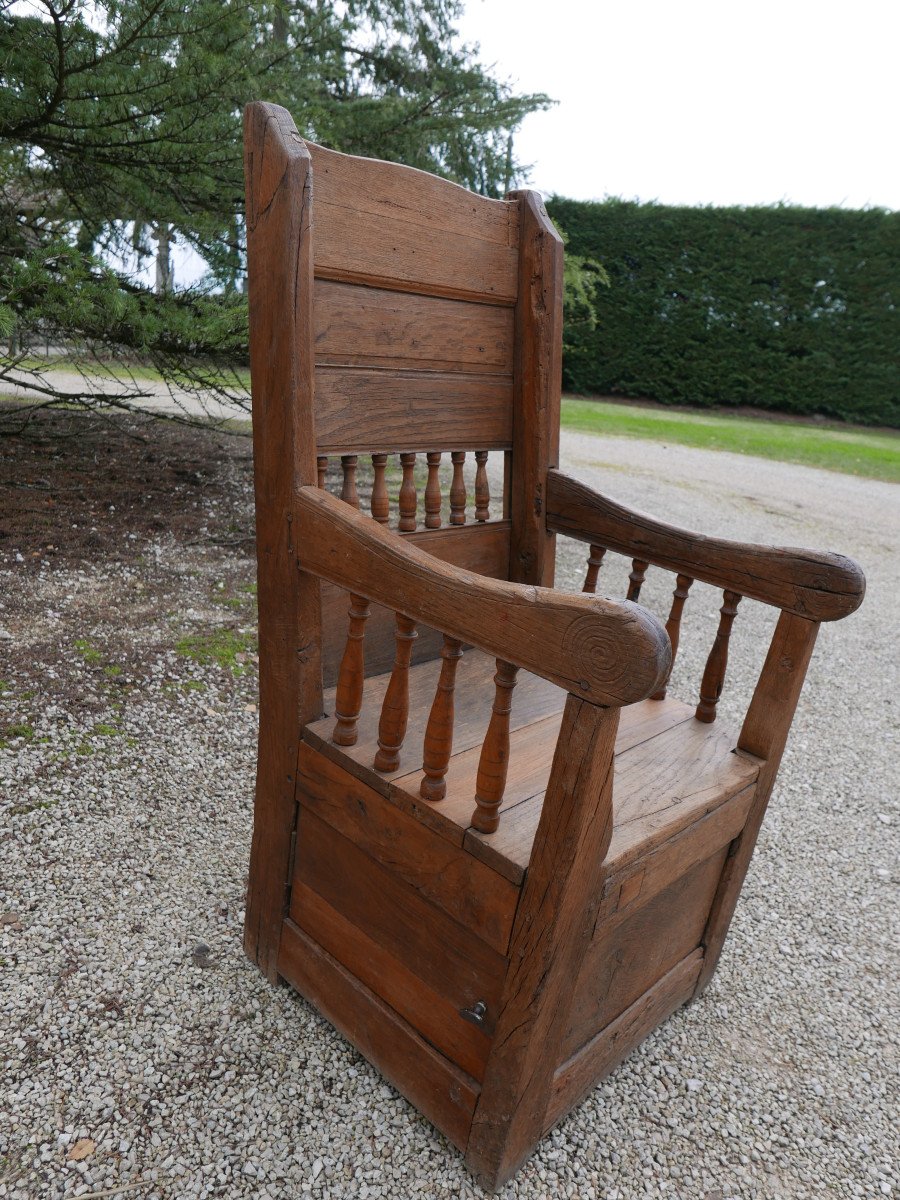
456;0;898;209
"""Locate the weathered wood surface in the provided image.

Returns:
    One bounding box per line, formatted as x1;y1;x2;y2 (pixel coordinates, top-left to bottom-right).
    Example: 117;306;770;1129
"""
314;368;513;453
466;698;619;1188
306;141;519;303
545;950;703;1132
508;191;563;588
297;741;519;956
296;486;671;705
561;848;728;1059
420;635;464;801
242;101;323;980
278;920;480;1151
314;279;514;373
546;470;866;621
293;808;507;996
471;661;519;834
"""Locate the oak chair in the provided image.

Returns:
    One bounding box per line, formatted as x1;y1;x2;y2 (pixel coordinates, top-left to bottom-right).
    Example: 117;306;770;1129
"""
242;102;865;1190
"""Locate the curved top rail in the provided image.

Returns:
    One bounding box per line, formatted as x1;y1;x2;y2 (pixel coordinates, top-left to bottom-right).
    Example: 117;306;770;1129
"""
295;486;672;707
244;100;521;303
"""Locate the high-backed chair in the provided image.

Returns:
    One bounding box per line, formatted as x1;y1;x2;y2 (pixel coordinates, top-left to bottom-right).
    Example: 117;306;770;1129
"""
242;102;865;1189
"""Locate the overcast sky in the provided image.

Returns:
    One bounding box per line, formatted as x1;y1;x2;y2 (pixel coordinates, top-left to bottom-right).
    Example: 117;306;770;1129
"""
456;0;897;210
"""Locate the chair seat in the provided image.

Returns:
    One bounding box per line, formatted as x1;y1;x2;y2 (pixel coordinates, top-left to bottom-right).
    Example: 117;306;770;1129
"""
305;649;761;886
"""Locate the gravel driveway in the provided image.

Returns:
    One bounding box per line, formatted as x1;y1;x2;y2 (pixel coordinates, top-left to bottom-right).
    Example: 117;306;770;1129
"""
2;416;897;1199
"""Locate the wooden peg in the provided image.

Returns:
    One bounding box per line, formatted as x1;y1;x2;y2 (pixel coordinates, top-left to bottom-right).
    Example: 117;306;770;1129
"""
471;660;520;834
316;456;328;490
450;451;467;525
340;454;359;509
420;635;464;801
424;452;442;529
626;559;649;602
370;453;389;523
398;452;417;532
332;593;370;746
474;451;490;522
582;545;606;594
652;574;694;700
373;614;417;771
695;590;742;723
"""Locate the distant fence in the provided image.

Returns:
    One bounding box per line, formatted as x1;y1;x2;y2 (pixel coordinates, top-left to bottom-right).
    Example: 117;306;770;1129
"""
548;198;900;428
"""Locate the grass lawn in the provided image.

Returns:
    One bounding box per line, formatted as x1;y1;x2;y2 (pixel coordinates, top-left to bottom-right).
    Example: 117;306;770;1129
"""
561;397;900;484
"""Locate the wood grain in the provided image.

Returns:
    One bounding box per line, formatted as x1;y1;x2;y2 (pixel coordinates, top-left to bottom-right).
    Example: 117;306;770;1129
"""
307;141;519;303
291;809;508;1022
466;698;619;1189
545;950;703;1132
278;919;480;1151
296;485;671;705
561;848;728;1058
314;367;513;453
297;741;519;956
508;191;563;588
242;101;323;981
314;279;514;374
546;470;866;621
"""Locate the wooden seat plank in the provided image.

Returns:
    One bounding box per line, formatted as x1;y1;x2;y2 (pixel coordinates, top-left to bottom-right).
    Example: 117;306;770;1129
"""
305;649;758;885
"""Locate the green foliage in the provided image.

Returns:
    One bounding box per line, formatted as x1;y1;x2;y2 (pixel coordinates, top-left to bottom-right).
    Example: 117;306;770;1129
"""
176;628;256;673
548;198;900;427
0;0;549;414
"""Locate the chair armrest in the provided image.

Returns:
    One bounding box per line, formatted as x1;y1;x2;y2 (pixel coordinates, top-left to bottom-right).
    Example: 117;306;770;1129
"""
545;469;865;621
295;486;671;706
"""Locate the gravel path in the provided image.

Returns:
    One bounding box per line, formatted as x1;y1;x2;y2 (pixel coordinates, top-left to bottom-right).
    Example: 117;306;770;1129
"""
2;421;897;1199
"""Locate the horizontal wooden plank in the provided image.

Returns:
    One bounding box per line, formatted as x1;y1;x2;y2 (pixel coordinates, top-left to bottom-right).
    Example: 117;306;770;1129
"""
278;918;479;1150
308;142;519;302
320;522;511;687
596;782;756;932
560;851;726;1059
297;742;519;956
314;366;513;453
314;280;514;375
290;881;492;1081
545;950;703;1132
546;470;866;622
291;809;508;1027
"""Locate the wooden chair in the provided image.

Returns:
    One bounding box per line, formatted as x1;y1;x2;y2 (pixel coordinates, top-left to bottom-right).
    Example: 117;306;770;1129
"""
242;102;865;1189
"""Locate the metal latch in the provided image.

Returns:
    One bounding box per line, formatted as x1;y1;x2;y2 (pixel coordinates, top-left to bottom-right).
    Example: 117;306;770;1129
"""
459;1000;487;1027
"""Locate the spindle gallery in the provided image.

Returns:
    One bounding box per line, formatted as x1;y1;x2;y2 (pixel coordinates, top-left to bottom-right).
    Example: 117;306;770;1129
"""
243;102;865;1190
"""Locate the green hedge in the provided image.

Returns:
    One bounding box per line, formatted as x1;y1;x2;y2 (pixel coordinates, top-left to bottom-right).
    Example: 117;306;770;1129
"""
547;198;900;427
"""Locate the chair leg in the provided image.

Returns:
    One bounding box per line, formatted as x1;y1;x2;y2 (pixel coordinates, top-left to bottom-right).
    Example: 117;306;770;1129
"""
465;696;620;1189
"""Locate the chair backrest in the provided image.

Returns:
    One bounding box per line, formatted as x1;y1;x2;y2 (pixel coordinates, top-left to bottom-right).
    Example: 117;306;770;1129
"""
244;102;564;690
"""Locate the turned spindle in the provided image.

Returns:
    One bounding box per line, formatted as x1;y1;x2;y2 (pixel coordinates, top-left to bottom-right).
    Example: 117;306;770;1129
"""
420;635;464;801
316;456;328;490
626;559;649;602
450;451;467;525
474;451;490;522
424;452;442;528
582;545;607;594
371;454;389;523
398;452;417;531
695;590;742;723
340;454;359;509
652;574;694;701
471;660;519;834
373;614;417;772
332;593;370;746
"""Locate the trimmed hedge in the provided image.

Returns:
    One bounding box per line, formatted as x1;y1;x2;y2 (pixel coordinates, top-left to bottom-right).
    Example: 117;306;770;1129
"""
547;198;900;427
